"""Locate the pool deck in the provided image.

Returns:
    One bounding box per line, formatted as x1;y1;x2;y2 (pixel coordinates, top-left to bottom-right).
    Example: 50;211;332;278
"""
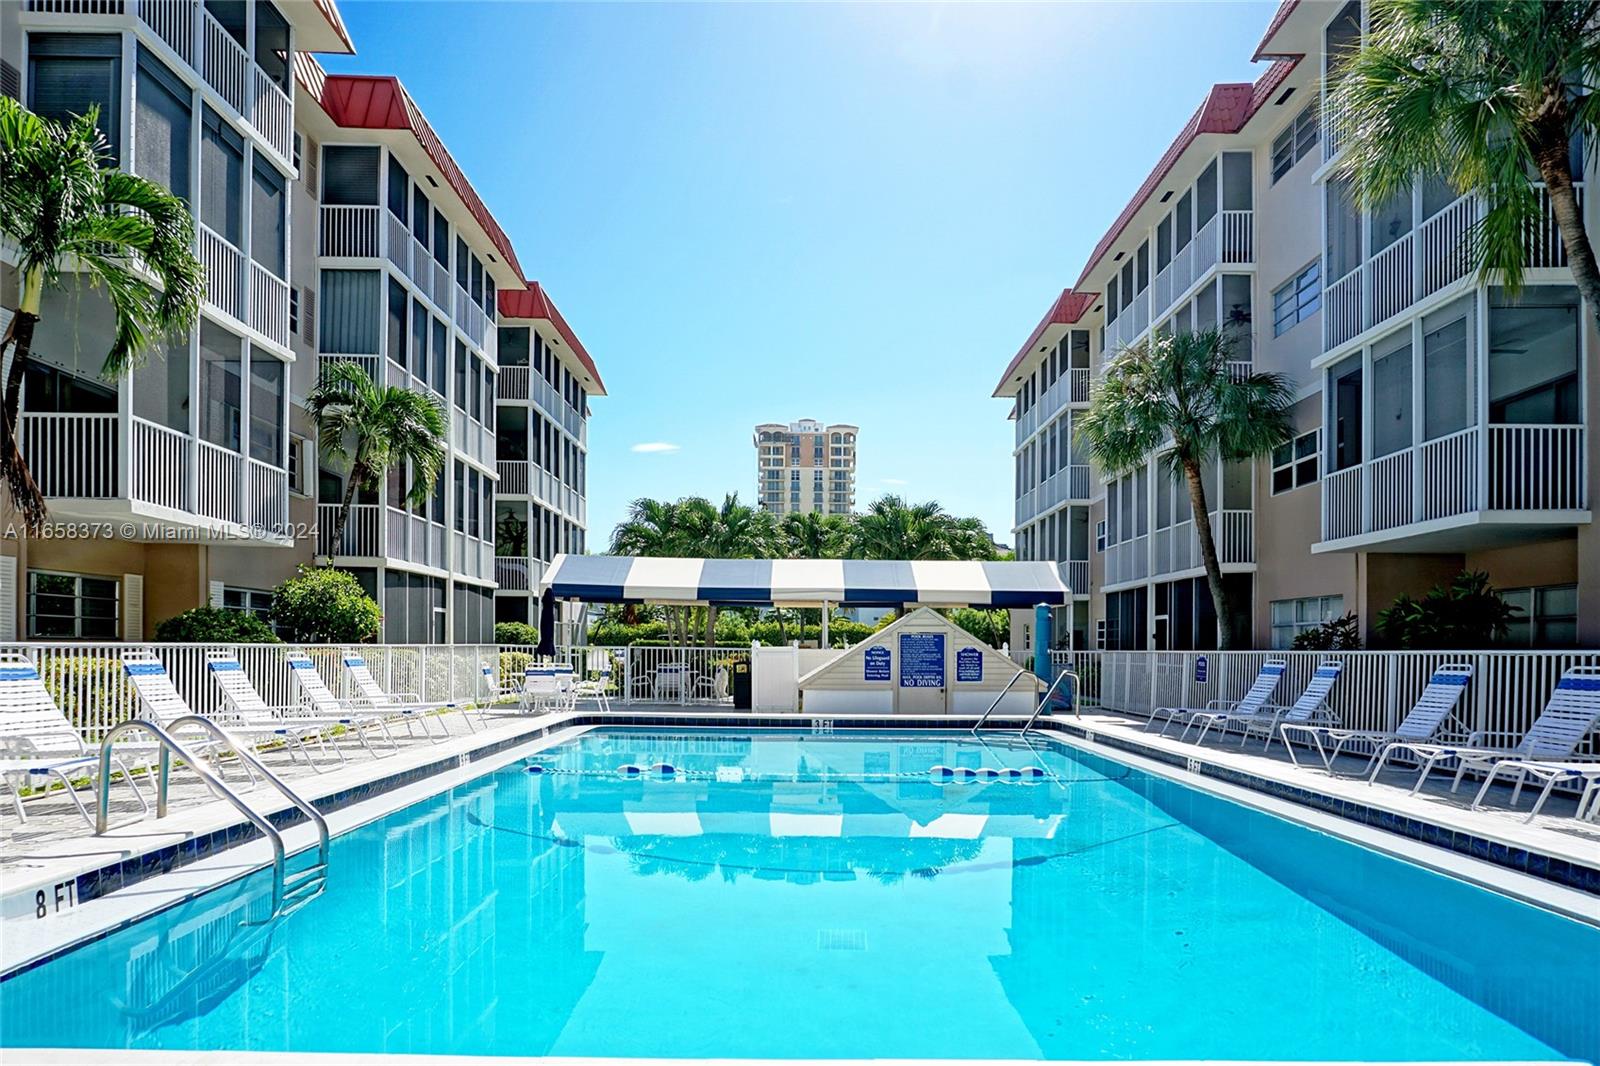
0;1055;1576;1066
2;702;1598;977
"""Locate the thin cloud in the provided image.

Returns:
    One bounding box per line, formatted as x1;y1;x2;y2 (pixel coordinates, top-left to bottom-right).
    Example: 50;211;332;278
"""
631;442;681;454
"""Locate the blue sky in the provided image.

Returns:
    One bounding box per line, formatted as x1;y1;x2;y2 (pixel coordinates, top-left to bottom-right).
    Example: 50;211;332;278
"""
326;1;1275;546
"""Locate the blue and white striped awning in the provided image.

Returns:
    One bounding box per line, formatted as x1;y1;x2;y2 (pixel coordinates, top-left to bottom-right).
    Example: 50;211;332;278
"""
538;554;1069;607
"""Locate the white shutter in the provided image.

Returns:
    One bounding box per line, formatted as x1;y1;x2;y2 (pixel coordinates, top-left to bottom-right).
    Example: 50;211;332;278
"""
123;574;144;642
209;580;225;608
0;556;16;641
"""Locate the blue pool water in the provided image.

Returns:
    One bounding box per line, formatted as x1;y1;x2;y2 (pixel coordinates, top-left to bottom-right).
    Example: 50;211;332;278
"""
1;729;1596;1060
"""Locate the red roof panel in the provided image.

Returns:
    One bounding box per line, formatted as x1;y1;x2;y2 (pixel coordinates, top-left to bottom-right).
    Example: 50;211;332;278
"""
992;289;1097;396
499;282;605;396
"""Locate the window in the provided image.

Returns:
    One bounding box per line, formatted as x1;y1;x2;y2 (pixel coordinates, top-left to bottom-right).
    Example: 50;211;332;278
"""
386;278;407;369
1489;286;1580;425
1371;332;1413;458
28;571;119;639
200;107;244;244
1270;102;1318;183
319;270;380;354
28;34;121;164
22;362;116;414
289;287;299;335
223;587;274;625
248;349;284;465
1095;618;1107;651
199;322;242;451
132;336;188;432
1271;429;1320;494
1423;299;1475;440
387;156;409;221
253;0;291;91
288;434;311;496
251;157;287;277
1270;595;1343;649
135;47;191;204
1500;584;1578;648
1095;519;1107;552
1272;261;1321;336
322;145;379;206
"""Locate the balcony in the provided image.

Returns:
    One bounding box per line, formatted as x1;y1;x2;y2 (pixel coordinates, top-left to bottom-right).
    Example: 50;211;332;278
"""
1014;368;1091;444
1317;425;1588;551
1061;559;1089;597
1014;465;1091;525
196;225;288;348
1324;188;1578;353
494;555;545;592
1148;209;1254;327
22;413;290;541
24;0;294;164
1151;510;1254;578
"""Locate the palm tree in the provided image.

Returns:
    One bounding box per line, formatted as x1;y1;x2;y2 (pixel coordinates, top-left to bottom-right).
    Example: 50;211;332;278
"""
611;497;690;640
681;493;779;643
1076;328;1294;649
305;361;448;562
0;99;204;532
1331;0;1600;326
849;495;995;561
782;510;850;560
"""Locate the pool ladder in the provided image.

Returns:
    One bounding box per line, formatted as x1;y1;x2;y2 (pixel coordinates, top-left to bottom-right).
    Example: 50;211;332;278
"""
971;669;1080;735
97;716;332;916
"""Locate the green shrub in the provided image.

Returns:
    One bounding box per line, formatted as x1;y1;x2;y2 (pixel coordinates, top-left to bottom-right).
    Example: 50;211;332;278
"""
948;607;1009;648
154;607;280;644
270;566;381;643
1375;571;1520;649
494;621;540;647
39;656;135;736
1291;611;1363;650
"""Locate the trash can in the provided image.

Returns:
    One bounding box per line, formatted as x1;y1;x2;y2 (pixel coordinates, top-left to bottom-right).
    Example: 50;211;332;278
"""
732;660;752;710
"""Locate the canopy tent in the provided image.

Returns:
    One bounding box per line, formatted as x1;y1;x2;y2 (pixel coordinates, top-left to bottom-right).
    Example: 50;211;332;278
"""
537;554;1070;608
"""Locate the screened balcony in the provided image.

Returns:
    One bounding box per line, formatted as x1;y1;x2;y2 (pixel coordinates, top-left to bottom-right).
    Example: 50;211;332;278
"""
1317;285;1589;551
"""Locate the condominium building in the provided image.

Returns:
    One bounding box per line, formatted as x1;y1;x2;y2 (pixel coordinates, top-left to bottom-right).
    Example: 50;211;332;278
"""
0;0;602;643
999;0;1596;651
754;419;857;515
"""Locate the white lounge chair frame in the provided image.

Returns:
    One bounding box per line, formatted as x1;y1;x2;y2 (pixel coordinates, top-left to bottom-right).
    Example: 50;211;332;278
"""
1147;660;1286;736
207;652;398;761
0;653;151;826
339;651;448;741
1369;665;1600;796
1185;660;1343;750
1470;758;1600;822
1281;663;1473;772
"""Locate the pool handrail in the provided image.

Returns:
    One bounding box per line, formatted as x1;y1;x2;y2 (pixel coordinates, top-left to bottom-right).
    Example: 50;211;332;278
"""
971;669;1029;734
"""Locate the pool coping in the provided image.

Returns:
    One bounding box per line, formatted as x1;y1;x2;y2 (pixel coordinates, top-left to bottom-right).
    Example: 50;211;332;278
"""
3;710;1596;979
0;1053;1578;1066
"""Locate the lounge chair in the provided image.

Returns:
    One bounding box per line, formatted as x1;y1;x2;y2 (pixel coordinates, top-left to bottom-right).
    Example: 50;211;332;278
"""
1470;759;1600;822
123;650;331;774
1185;660;1343;750
1146;659;1285;736
207;651;397;761
339;651;449;741
1370;665;1600;796
0;653;152;826
1281;663;1473;771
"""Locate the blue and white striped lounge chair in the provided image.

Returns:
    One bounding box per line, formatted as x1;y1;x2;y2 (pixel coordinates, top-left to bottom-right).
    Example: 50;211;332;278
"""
207;652;397;760
1281;663;1473;772
339;651;448;741
123;650;329;773
1147;659;1285;737
0;653;151;826
1186;659;1343;750
1470;759;1600;823
1372;665;1600;797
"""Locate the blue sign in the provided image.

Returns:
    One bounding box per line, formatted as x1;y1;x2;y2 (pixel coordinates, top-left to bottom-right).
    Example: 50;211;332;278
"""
899;632;945;688
955;646;984;683
863;645;891;682
1194;655;1209;684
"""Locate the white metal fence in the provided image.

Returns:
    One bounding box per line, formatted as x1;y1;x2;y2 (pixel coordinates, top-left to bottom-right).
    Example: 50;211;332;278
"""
1049;648;1600;754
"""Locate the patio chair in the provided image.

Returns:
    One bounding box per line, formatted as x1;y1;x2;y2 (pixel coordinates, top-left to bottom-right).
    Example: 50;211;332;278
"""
1370;665;1600;796
0;653;152;826
520;667;567;713
207;651;397;761
652;663;688;702
339;651;449;741
123;649;329;775
479;663;521;704
1147;659;1285;736
1281;663;1473;772
572;655;614;712
1185;659;1343;750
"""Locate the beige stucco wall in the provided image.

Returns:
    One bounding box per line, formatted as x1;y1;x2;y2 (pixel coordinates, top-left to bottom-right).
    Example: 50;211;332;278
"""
1251;124;1324;387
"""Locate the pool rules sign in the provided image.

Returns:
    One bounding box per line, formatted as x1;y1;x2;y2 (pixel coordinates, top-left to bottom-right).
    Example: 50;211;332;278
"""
898;632;945;688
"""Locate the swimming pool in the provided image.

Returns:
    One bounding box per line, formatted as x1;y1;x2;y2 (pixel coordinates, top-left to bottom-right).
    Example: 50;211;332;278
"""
1;728;1595;1060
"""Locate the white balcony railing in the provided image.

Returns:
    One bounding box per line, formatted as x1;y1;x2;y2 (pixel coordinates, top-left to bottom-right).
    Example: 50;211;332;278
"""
247;458;287;535
199;225;243;322
196;441;243;525
1063;559;1089;597
499;366;530;400
20;413;118;498
320;205;382;259
495;555;532;591
201;10;249;116
136;0;197;65
497;460;530;495
1321;425;1586;544
250;263;290;347
317;503;381;558
251;68;293;162
130;417;188;511
455;285;488;348
1220;209;1253;263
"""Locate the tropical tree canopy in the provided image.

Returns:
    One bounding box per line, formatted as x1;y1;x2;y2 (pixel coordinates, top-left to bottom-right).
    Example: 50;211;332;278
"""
1330;0;1600;322
1076;328;1294;648
0;98;204;531
305;360;448;561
